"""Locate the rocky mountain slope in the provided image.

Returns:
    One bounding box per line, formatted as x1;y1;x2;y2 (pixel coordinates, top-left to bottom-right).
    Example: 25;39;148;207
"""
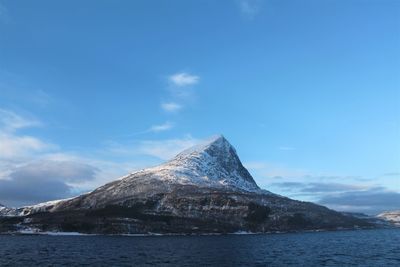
377;211;400;227
0;135;372;234
0;203;14;216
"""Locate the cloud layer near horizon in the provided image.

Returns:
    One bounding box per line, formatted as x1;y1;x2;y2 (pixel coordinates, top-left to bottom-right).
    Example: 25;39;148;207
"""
0;160;98;207
0;108;203;207
269;181;400;214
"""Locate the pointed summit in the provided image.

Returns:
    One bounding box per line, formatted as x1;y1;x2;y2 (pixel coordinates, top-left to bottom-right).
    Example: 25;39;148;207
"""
175;134;232;159
158;135;260;191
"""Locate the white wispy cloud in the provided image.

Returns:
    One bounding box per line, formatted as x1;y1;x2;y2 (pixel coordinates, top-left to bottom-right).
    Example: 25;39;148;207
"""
102;135;203;162
161;102;182;113
0;109;41;132
238;0;262;19
0;133;55;159
149;121;174;133
0;109;53;159
137;136;201;160
169;72;199;87
158;71;200;122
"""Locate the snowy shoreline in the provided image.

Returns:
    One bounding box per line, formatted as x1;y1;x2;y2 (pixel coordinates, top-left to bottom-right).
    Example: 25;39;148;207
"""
0;226;386;237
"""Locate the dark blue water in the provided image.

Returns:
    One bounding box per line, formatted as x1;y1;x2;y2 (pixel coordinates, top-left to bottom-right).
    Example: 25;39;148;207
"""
0;229;399;266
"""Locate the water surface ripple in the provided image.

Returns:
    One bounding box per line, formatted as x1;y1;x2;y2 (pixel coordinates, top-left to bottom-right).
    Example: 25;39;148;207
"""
0;229;399;266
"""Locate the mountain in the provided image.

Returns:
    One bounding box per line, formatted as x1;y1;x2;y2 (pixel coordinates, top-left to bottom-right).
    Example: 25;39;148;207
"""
0;135;372;234
0;203;12;215
377;211;400;227
55;135;263;211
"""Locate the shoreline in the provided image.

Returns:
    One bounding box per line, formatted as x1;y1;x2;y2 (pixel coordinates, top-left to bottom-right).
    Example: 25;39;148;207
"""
0;225;390;237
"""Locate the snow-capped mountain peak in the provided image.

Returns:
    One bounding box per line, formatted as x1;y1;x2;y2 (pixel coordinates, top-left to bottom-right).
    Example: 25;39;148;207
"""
49;135;264;211
139;134;260;192
2;135;263;214
174;134;230;157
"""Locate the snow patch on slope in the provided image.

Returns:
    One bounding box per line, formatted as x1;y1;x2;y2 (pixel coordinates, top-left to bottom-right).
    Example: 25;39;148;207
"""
0;198;72;217
19;198;73;216
377;211;400;226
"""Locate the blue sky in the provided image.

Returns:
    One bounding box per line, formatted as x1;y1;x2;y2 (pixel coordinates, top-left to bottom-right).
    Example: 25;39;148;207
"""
0;0;399;214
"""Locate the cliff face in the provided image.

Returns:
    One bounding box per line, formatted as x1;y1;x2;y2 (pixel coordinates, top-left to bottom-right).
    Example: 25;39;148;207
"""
0;136;371;234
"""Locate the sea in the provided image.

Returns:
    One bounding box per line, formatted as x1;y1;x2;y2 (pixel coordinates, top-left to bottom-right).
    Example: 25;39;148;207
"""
0;229;399;266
